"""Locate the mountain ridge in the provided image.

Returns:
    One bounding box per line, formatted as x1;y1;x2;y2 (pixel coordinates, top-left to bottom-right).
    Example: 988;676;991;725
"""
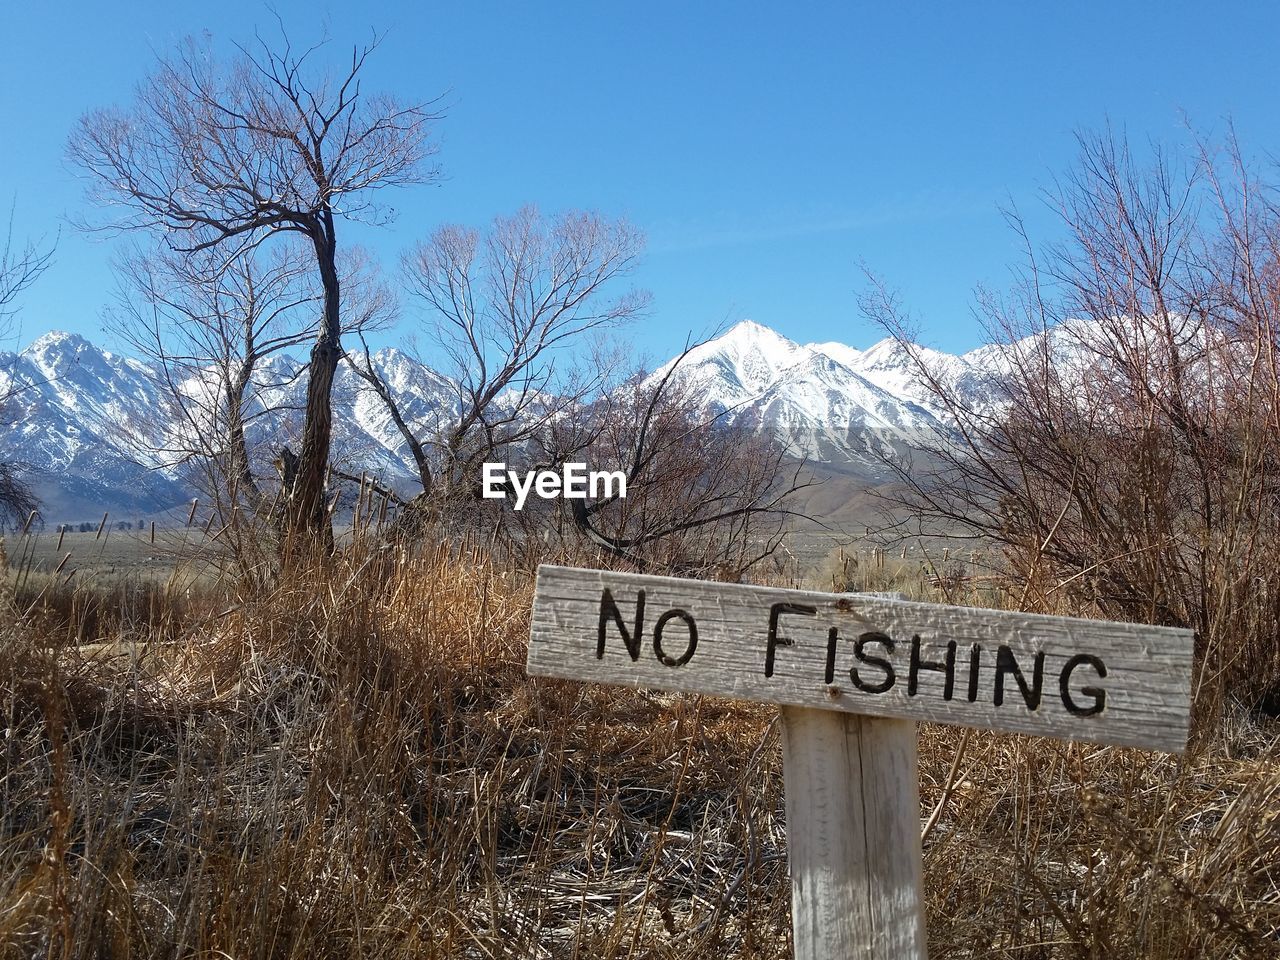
0;320;1006;522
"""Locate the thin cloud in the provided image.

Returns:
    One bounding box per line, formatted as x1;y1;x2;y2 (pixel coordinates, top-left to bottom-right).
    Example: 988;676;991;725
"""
647;188;995;255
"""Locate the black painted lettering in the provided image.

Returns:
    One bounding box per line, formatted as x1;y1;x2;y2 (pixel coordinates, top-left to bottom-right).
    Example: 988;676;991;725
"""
824;627;839;684
994;645;1046;710
597;588;645;661
966;644;981;702
851;631;896;694
765;602;817;678
1060;654;1108;716
653;609;698;666
909;635;957;700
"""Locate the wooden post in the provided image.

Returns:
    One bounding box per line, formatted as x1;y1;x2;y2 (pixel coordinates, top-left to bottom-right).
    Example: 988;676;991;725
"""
780;590;926;959
782;708;926;959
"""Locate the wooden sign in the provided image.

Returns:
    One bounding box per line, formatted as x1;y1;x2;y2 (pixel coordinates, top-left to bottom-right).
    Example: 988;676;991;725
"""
527;564;1196;959
529;565;1194;751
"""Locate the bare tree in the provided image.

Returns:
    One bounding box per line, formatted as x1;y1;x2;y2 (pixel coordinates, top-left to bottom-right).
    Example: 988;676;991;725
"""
106;242;318;531
348;206;648;516
0;205;55;527
0;204;55;331
547;346;815;578
424;332;816;579
68;27;442;550
344;204;808;573
866;128;1280;717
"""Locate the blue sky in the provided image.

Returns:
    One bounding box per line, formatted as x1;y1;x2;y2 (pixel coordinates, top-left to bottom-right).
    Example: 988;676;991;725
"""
2;1;1279;362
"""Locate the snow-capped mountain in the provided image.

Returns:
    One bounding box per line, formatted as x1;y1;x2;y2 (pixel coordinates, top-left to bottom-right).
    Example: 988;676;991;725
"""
649;320;1005;465
653;320;814;412
0;332;457;522
0;332;187;520
0;320;1022;521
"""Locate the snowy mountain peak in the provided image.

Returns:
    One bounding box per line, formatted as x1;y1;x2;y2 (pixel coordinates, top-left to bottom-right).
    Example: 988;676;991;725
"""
720;318;793;345
646;320;1008;465
25;330;96;360
851;336;914;367
808;340;863;370
655;319;809;410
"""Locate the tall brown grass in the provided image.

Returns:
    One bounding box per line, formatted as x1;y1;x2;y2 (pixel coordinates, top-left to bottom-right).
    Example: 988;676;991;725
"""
1;531;1277;958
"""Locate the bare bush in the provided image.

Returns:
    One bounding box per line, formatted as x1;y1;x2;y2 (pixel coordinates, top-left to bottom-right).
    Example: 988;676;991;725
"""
538;357;814;578
0;204;54;527
868;129;1280;720
348;205;648;515
0;205;54;328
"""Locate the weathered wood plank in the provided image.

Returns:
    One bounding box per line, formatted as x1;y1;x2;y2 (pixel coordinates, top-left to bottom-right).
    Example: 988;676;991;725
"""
527;564;1195;752
782;707;926;959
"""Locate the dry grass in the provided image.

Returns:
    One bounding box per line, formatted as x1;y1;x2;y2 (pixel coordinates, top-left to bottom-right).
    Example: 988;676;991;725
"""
0;535;1277;958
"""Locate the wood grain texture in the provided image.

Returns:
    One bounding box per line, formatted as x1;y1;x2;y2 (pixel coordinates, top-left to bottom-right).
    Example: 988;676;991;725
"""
782;708;927;960
527;564;1194;752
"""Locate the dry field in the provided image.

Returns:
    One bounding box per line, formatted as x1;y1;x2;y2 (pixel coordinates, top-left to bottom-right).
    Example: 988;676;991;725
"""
0;535;1277;958
5;523;216;584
